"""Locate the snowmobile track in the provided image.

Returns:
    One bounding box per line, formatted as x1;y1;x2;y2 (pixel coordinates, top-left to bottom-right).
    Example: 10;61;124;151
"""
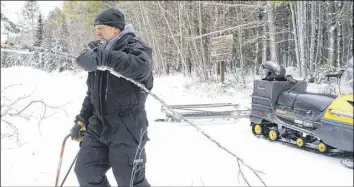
254;134;353;159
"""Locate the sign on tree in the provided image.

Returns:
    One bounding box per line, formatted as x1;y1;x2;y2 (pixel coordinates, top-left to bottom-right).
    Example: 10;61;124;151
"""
210;34;234;62
210;34;234;82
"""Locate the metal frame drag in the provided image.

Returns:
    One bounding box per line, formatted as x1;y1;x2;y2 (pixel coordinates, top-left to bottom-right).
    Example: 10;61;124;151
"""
155;102;251;122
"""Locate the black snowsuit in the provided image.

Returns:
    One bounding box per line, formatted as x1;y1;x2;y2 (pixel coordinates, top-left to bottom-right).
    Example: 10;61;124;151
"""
74;25;153;187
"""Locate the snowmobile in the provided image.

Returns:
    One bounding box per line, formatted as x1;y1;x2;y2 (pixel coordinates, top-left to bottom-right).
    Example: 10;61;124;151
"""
250;58;353;168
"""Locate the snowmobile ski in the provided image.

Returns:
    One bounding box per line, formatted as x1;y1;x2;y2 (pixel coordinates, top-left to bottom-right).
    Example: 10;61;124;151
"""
340;159;353;169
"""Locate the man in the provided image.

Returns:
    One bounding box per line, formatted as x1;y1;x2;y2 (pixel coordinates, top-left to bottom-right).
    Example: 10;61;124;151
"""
71;8;153;187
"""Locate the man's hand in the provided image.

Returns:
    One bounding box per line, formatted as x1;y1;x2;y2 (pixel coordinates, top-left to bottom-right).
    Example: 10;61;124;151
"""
76;49;98;72
76;42;108;72
70;120;86;142
88;40;101;49
75;40;101;72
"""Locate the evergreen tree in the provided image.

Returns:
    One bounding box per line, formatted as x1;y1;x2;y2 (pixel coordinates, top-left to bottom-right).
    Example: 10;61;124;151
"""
1;3;20;37
1;13;20;35
55;15;72;71
41;37;54;71
32;13;44;69
59;14;69;53
19;1;40;34
33;13;43;47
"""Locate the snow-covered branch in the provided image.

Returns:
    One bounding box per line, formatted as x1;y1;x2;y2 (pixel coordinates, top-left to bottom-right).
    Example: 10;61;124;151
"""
1;84;69;142
97;66;266;187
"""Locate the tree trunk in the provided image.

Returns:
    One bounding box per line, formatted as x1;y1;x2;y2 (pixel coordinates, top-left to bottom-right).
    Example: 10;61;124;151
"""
236;8;244;70
178;1;188;76
138;2;159;71
336;1;343;68
185;2;203;76
309;1;316;79
267;1;277;62
336;20;341;68
290;3;301;75
298;1;307;79
254;21;260;74
314;2;322;78
328;2;336;68
262;37;267;64
198;1;207;80
284;22;289;67
163;2;169;74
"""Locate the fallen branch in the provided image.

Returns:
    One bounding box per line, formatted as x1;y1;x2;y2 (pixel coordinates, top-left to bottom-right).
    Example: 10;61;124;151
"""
1;118;21;144
10;45;267;186
1;83;23;93
1;84;70;140
1;84;37;119
98;66;266;187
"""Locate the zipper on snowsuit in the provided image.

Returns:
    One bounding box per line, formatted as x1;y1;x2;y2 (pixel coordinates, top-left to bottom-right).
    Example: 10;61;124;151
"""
105;48;113;101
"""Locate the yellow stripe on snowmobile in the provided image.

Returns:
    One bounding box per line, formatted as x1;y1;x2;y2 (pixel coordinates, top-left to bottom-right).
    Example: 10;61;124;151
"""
323;94;354;125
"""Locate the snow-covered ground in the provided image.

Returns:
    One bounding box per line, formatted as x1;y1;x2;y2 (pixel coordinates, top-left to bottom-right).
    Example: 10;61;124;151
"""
1;66;353;186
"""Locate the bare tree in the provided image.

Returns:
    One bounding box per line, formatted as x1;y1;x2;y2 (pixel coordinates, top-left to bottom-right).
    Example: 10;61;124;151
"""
4;1;353;81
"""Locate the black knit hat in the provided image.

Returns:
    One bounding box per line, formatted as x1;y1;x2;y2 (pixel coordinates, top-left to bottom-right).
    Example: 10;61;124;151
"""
94;8;125;31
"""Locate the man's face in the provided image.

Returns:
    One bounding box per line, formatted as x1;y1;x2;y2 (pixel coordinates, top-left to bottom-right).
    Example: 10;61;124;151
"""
94;25;120;43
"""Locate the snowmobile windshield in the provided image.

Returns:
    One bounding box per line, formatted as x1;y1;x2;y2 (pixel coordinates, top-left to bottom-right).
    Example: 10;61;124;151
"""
340;57;353;95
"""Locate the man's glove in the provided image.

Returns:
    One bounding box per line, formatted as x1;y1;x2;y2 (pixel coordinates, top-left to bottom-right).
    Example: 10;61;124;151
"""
70;120;86;142
76;43;107;72
76;48;98;72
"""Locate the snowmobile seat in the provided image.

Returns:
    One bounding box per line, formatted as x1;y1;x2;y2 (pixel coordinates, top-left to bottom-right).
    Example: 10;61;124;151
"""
277;90;304;109
277;91;335;112
293;93;335;112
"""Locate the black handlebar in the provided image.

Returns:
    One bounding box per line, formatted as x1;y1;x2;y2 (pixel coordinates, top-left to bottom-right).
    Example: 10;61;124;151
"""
325;73;342;78
325;70;345;81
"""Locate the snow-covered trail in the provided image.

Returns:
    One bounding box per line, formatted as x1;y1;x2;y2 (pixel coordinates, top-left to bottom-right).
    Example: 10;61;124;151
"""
1;66;352;186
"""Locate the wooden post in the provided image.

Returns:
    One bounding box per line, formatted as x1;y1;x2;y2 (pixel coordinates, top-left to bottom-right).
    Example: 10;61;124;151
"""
188;61;192;74
220;61;225;83
217;63;220;75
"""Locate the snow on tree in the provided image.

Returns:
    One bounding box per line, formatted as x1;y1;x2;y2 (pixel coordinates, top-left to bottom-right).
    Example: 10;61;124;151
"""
19;1;40;34
1;13;21;38
31;13;44;69
40;37;54;70
33;13;43;47
17;1;41;47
